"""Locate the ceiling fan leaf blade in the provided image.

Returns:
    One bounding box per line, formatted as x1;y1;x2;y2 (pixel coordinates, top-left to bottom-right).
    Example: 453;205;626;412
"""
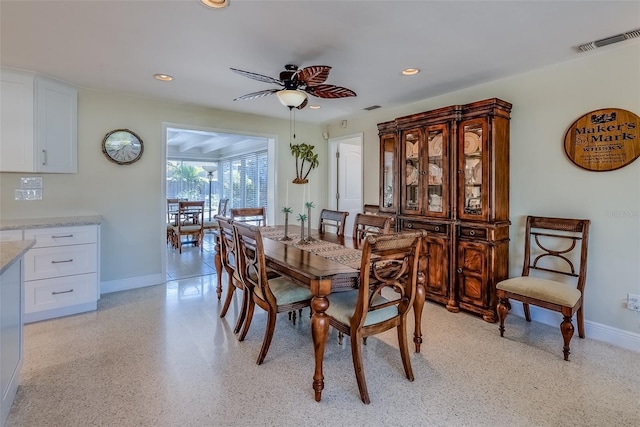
295;97;309;110
230;68;283;85
296;66;332;86
306;84;356;99
233;89;279;101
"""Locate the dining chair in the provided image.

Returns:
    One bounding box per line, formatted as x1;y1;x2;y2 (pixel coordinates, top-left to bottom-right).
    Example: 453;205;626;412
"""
230;207;267;226
204;198;229;232
233;221;314;365
325;230;425;404
172;200;205;253
496;216;590;361
362;204;380;214
352;213;392;243
317;209;349;236
217;197;229;216
166;198;187;246
215;216;249;333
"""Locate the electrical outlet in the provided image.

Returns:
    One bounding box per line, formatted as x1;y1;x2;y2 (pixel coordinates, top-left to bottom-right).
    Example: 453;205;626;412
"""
628;293;640;311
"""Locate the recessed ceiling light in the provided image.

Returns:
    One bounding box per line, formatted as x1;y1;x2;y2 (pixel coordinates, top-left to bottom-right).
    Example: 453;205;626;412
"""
200;0;229;9
309;105;321;109
402;68;420;76
154;74;173;82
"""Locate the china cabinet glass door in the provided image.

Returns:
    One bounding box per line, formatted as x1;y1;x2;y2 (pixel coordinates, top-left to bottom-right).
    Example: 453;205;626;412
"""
380;134;398;212
459;119;487;220
425;124;449;218
402;128;423;215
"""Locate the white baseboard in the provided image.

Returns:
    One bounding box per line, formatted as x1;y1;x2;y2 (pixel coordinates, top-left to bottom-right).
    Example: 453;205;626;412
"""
508;301;640;353
100;273;164;295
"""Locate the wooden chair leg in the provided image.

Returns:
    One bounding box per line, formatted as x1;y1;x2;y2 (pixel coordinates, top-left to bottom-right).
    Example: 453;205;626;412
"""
560;315;574;361
234;287;249;334
523;302;531;321
350;332;370;404
497;297;509;337
256;311;277;365
397;319;414;381
577;307;585;338
219;278;235;318
238;298;255;341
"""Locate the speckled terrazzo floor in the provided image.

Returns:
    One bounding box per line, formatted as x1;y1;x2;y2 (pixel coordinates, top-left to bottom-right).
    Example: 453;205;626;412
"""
6;274;640;426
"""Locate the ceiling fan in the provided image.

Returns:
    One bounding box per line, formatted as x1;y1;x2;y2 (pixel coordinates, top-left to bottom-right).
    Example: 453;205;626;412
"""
231;64;356;109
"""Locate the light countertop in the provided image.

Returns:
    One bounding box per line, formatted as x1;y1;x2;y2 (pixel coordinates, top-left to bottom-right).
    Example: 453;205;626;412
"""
0;240;35;275
0;215;102;231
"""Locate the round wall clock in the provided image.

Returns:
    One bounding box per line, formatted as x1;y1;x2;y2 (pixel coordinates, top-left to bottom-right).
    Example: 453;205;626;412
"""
102;129;144;165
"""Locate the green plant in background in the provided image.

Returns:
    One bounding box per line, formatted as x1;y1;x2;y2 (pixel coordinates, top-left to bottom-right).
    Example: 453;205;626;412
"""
168;163;203;200
290;143;319;184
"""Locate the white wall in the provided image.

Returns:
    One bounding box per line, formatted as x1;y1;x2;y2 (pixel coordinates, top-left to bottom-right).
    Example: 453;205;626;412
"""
0;90;325;287
326;43;640;340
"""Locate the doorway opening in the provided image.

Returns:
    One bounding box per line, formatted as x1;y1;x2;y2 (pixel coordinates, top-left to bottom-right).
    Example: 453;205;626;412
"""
162;124;275;281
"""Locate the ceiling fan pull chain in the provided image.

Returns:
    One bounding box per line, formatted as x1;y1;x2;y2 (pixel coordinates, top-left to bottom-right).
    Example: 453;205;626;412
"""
292;108;297;141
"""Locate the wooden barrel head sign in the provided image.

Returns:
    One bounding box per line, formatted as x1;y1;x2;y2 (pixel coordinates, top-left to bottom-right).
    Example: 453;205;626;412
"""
564;108;640;171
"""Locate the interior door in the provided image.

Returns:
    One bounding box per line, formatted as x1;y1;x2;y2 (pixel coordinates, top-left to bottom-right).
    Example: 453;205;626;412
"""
329;135;362;237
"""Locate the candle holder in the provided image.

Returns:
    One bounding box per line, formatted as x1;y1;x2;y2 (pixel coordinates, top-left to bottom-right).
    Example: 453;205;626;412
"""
280;207;293;241
305;201;316;242
297;213;309;245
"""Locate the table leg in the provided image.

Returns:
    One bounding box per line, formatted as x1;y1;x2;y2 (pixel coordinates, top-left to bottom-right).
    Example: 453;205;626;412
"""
413;270;426;353
310;279;331;402
213;234;222;300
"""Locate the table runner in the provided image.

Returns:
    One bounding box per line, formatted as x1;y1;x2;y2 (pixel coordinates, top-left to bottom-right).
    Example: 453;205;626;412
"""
259;227;364;269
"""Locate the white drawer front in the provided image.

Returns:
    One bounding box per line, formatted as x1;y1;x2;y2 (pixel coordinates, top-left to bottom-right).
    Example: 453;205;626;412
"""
24;273;97;314
24;244;97;281
0;229;23;241
24;225;97;248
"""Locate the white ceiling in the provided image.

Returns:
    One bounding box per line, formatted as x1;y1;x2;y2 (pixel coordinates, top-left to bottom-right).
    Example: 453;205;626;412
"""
1;0;639;126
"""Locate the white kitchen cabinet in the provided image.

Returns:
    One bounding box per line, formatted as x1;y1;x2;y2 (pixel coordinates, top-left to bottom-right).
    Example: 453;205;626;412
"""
0;242;32;427
22;225;99;323
0;260;22;427
0;68;77;173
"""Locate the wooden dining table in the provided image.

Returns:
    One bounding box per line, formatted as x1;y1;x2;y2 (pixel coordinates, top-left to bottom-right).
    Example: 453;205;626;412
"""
211;224;428;402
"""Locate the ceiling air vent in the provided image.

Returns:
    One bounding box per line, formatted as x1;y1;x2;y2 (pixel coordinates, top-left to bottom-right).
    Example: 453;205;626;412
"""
364;105;381;111
578;28;640;52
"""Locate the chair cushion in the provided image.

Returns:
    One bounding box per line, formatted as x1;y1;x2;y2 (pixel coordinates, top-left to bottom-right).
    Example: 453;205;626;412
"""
326;289;398;327
178;225;201;232
497;277;581;307
254;277;313;305
203;220;217;229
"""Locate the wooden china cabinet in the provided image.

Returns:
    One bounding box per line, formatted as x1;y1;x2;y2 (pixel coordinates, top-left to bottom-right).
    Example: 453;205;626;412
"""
377;98;511;322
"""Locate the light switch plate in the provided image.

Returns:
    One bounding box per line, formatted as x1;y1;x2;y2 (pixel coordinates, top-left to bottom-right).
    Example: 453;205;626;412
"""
20;176;43;189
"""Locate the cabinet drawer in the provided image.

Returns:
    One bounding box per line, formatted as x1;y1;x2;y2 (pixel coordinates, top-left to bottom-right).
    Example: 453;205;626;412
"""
23;244;97;281
402;220;449;235
458;226;487;240
24;273;97;314
24;225;97;248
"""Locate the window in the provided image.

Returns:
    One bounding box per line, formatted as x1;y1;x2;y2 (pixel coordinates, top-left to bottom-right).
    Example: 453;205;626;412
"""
219;151;268;210
166;160;218;216
166;150;268;217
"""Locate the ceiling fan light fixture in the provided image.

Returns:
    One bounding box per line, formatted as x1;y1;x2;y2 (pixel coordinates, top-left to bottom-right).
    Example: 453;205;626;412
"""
277;90;307;108
200;0;229;9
